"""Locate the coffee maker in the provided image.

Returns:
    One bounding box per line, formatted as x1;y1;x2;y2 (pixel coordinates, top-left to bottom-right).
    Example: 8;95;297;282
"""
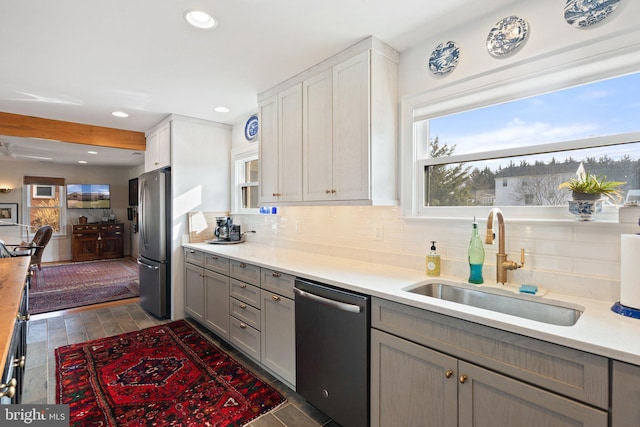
214;217;232;241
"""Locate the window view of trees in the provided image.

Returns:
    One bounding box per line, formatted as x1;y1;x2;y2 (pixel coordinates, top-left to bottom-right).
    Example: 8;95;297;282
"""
422;71;640;208
424;139;639;207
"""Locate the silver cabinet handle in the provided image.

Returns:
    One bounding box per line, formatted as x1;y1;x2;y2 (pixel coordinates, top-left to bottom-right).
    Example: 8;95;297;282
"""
272;272;281;278
293;287;361;313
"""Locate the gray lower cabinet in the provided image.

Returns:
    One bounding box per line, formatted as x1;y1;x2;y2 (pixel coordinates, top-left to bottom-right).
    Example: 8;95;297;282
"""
611;360;640;427
183;249;297;389
371;297;608;427
184;249;230;339
261;289;295;388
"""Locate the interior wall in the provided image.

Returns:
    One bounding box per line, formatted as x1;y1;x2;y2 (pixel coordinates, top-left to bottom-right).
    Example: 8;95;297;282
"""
0;159;139;263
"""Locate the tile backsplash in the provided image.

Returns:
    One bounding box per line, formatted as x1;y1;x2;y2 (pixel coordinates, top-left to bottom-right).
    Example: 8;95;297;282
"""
232;206;639;301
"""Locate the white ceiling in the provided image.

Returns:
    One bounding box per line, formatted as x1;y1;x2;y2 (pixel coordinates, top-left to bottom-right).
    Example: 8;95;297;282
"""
0;0;518;166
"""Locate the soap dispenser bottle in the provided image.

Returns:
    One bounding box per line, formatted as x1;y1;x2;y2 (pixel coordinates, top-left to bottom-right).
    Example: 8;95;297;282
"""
426;241;441;276
468;218;484;284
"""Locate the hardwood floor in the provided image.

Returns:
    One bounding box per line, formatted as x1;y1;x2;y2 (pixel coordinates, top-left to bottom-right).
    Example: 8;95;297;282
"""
23;299;335;427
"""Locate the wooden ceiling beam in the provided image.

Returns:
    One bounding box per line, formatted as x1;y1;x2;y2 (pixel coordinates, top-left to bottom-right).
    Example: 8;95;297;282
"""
0;112;146;151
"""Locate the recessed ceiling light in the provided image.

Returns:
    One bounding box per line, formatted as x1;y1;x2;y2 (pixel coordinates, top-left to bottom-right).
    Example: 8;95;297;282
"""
214;106;230;113
88;150;98;155
78;160;87;164
112;111;129;118
184;10;217;29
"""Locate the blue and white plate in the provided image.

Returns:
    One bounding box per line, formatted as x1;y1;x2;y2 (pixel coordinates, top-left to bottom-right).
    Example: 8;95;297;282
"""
244;115;259;141
486;16;529;57
428;41;460;76
564;0;620;28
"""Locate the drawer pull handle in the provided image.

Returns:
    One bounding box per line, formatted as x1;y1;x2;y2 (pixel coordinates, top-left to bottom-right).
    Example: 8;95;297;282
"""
211;255;218;259
459;375;467;384
444;370;453;379
271;272;281;278
239;323;247;329
189;250;195;253
16;313;30;321
0;378;17;399
13;356;25;368
239;284;247;289
240;304;247;309
239;262;247;268
272;295;280;301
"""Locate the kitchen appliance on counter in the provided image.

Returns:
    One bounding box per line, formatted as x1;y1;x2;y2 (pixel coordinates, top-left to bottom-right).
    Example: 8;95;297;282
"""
214;216;232;240
137;167;171;318
294;278;370;427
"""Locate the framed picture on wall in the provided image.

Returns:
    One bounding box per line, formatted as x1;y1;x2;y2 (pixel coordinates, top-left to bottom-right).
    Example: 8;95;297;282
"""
0;203;18;225
129;178;138;206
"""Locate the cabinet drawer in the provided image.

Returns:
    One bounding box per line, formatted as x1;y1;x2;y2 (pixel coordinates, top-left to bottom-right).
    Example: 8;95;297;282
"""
230;279;261;308
204;254;229;275
261;268;295;299
230;297;261;330
184;248;204;266
229;260;260;286
372;297;608;409
229;316;261;361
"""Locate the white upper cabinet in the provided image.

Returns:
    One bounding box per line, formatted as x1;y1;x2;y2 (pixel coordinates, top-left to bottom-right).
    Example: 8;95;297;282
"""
258;83;303;203
259;36;399;206
145;120;171;172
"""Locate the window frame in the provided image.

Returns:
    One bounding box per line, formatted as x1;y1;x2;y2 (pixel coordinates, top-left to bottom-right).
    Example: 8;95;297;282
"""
231;145;260;214
401;38;640;221
24;183;67;237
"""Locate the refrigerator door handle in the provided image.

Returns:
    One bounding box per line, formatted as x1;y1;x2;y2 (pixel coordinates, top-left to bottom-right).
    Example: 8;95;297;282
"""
137;258;159;270
140;180;147;248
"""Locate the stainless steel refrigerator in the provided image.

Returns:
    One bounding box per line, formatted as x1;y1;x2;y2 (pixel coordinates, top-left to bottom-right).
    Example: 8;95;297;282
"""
137;167;171;318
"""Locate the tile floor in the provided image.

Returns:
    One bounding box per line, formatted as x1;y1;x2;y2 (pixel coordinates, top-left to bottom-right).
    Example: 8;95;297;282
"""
22;300;335;427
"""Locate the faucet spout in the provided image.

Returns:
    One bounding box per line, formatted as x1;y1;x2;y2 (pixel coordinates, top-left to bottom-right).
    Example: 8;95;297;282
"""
486;208;524;284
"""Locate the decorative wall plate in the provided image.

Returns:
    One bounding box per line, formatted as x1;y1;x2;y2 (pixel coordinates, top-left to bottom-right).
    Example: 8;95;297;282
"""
486;15;529;57
564;0;620;28
428;41;460;76
244;115;259;141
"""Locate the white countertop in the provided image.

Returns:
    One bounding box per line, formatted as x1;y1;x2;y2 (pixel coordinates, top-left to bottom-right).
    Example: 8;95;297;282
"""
183;241;640;365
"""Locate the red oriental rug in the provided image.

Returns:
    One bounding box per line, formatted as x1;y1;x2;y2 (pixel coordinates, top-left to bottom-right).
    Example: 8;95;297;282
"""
30;258;140;314
55;320;286;426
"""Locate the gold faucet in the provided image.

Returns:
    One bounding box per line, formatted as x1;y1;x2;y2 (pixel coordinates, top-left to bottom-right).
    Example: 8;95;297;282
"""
486;208;525;284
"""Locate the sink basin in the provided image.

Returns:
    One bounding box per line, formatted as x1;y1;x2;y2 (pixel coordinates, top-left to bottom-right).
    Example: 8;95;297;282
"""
405;283;583;326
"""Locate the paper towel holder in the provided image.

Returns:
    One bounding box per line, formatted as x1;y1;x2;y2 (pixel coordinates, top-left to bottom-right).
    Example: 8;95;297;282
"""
611;302;640;319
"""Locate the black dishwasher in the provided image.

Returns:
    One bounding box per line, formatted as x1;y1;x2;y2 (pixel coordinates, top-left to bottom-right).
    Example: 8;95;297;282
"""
294;278;370;427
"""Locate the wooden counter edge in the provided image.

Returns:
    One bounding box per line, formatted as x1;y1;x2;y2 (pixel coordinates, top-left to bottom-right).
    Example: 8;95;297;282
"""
0;257;31;371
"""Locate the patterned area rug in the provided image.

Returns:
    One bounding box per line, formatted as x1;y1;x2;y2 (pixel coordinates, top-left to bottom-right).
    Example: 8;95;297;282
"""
56;320;286;426
30;258;140;314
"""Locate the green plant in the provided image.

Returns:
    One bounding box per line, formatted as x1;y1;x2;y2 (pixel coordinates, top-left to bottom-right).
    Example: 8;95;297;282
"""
559;172;626;203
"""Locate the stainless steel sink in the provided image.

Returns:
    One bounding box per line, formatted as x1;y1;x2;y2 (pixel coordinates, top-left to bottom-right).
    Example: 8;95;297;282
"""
405;283;583;326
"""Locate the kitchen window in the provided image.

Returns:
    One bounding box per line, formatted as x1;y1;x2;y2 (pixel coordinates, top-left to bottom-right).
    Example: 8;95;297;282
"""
413;70;640;219
232;146;259;213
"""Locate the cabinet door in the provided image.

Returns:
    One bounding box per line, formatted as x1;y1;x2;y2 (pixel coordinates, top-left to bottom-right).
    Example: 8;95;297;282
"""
332;50;370;201
278;83;303;202
72;234;99;262
260;290;295;387
371;329;457;427
458;361;607;427
611;360;640;427
303;69;333;201
204;270;230;339
258;94;279;204
184;263;204;322
101;233;123;258
145;122;171;172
